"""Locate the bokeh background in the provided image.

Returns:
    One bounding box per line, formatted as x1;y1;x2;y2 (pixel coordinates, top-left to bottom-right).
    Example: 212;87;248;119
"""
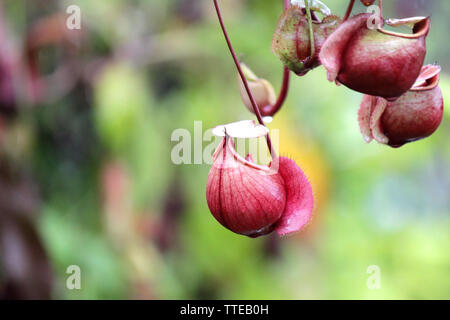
0;0;449;300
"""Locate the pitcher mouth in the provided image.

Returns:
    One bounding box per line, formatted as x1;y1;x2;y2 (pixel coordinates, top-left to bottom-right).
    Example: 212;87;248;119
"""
410;64;441;92
377;16;430;39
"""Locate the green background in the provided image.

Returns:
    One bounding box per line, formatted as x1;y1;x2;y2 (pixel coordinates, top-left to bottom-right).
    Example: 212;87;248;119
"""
0;0;448;299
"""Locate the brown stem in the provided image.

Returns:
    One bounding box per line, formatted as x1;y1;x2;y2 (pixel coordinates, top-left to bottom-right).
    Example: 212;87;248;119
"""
378;0;383;21
213;0;275;157
304;0;315;68
262;0;291;117
264;67;290;116
343;0;355;21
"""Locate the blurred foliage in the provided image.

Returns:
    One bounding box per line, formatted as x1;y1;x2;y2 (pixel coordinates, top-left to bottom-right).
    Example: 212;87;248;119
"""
0;0;448;299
